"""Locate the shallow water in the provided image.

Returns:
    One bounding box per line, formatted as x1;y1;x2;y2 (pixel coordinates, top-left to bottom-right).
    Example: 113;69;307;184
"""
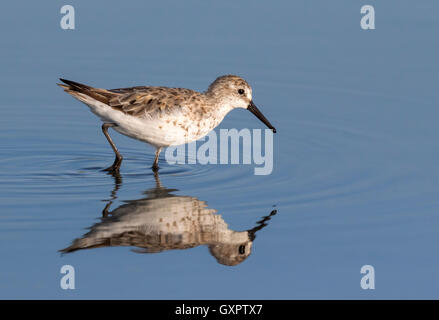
0;1;438;298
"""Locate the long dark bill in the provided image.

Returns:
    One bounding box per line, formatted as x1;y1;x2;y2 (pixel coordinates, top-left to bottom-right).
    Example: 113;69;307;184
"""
248;101;276;133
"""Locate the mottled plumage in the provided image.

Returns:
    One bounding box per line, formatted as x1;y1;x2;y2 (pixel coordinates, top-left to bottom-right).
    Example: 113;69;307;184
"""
58;75;276;172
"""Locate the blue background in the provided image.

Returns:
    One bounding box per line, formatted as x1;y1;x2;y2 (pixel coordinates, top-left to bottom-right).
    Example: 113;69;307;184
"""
0;1;438;298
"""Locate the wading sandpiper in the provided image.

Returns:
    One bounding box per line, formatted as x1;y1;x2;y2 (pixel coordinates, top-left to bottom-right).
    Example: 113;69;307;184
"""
58;75;276;172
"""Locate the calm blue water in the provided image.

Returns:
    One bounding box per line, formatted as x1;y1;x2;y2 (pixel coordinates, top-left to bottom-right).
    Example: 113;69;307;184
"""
0;1;438;299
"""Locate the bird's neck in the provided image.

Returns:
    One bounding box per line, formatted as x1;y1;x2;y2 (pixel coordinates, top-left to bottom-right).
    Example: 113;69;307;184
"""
209;104;234;129
206;93;235;119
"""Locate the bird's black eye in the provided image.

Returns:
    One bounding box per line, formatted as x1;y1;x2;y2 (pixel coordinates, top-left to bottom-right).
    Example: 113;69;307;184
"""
238;245;246;254
238;89;245;95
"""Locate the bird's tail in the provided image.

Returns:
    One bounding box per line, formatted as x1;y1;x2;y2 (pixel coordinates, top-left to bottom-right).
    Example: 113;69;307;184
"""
57;78;116;105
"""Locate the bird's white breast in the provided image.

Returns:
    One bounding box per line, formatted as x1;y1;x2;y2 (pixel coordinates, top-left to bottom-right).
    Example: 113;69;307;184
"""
80;92;228;147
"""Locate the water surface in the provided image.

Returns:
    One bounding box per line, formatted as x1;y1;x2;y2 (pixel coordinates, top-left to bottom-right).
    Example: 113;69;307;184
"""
0;1;438;299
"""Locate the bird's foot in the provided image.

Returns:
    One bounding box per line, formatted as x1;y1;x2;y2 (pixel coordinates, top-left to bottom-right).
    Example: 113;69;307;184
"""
102;157;123;173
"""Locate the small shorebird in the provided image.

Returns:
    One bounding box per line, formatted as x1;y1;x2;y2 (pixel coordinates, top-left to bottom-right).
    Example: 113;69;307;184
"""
58;75;276;172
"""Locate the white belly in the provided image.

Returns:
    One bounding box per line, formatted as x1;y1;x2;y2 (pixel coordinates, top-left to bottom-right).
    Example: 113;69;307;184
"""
86;100;219;147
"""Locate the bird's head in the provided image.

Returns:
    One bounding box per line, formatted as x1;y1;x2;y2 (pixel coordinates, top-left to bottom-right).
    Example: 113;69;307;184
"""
206;75;276;133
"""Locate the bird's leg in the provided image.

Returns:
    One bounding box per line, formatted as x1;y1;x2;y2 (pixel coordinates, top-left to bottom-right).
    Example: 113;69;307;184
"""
101;123;123;172
153;170;162;188
152;147;162;172
102;171;122;218
102;201;113;218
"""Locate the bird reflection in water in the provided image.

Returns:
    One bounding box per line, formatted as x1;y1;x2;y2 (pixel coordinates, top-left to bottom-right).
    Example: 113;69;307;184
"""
60;172;277;266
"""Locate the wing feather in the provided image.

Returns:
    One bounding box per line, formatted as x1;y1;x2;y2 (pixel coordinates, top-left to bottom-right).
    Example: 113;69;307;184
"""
59;79;204;119
108;87;200;118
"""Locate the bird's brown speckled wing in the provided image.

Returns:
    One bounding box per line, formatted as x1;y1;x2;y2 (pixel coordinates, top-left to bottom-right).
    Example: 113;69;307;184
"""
107;87;201;118
58;79;204;119
59;229;199;254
